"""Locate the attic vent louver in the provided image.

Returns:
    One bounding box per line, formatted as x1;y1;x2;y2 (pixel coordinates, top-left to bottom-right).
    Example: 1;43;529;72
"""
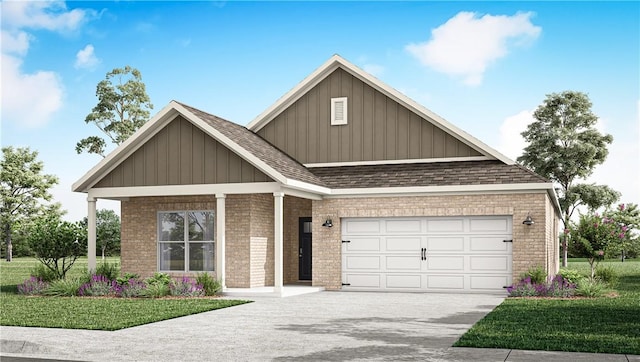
331;97;348;125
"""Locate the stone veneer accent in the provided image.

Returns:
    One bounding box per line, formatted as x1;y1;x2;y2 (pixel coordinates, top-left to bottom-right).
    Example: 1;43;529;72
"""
312;192;559;290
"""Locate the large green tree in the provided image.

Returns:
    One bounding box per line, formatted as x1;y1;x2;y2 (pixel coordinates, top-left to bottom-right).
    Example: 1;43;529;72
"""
0;147;59;261
518;91;616;267
76;66;153;157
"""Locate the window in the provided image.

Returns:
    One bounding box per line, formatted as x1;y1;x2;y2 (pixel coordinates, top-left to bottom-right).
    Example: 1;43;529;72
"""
331;97;348;125
158;211;214;272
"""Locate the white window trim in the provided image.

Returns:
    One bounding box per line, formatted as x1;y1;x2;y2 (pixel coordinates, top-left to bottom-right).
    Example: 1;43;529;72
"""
331;97;348;125
157;210;215;273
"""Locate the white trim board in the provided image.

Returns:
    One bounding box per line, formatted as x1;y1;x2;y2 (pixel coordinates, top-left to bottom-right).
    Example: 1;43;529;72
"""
304;156;492;168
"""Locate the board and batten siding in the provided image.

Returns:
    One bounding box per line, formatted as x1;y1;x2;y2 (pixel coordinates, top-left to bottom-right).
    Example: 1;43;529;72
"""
257;68;483;164
94;116;272;188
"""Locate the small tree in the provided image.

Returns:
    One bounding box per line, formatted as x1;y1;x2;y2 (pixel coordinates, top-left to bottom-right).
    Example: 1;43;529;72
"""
605;203;640;261
76;66;153;157
570;213;624;279
28;216;87;279
518;91;615;267
82;209;121;260
0;147;59;261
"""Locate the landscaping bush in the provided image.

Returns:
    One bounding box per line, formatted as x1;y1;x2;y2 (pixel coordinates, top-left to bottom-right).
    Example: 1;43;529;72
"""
507;275;575;298
170;277;204;297
196;273;221;296
30;262;59;282
521;265;547;284
118;278;147;298
17;276;49;295
575;278;607;297
145;272;171;286
142;283;170;298
95;262;120;281
557;268;586;284
595;265;619;286
79;274;120;297
44;277;85;296
116;272;140;286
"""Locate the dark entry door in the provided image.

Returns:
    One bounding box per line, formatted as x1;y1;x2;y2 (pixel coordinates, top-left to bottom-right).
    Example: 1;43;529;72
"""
299;217;312;280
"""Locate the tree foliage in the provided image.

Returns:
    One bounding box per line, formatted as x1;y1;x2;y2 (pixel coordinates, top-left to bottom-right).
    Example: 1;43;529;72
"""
28;216;87;279
517;91;616;266
76;66;153;157
82;209;121;259
569;213;623;279
0;147;59;261
605;203;640;259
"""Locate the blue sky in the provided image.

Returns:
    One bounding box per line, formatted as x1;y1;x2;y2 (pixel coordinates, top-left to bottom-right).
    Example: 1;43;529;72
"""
2;1;639;221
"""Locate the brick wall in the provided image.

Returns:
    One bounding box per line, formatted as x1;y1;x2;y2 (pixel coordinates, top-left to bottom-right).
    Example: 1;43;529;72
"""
312;192;558;290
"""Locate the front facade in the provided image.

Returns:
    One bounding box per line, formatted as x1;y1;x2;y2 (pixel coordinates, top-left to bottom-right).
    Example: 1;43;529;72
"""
73;55;560;294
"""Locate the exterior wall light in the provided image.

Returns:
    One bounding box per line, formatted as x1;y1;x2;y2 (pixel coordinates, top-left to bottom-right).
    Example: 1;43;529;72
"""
322;218;333;227
522;213;534;226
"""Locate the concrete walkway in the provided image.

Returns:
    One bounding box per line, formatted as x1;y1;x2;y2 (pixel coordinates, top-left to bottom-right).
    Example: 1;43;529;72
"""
1;291;637;361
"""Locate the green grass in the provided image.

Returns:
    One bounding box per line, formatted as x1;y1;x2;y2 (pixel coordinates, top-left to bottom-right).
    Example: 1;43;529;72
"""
0;257;250;331
454;259;640;355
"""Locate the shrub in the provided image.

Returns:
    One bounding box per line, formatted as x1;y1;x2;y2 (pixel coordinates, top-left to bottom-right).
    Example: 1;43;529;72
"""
557;268;586;284
170;277;204;297
196;273;222;296
506;277;538;297
575;278;607;297
79;275;121;297
545;275;576;298
595;265;619;286
116;272;140;286
44;277;85;296
118;278;147;298
520;265;547;285
17;277;49;295
95;262;120;280
507;275;575;298
27;216;86;279
142;283;170;298
145;272;171;286
30;262;59;282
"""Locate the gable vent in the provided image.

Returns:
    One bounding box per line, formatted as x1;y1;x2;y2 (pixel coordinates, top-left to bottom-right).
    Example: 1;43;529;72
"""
331;97;348;126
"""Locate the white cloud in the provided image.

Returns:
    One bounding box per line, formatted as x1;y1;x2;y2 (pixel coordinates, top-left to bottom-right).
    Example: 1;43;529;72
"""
1;30;30;55
74;44;100;69
362;63;385;77
406;11;541;86
0;1;95;32
496;110;535;160
1;54;64;128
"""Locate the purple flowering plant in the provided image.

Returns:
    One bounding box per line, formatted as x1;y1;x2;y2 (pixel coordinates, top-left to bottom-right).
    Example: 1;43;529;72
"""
79;274;121;297
17;276;50;295
169;276;204;297
507;275;576;298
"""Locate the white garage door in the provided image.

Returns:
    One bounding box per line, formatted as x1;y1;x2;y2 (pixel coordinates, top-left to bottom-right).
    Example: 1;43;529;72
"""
341;216;512;292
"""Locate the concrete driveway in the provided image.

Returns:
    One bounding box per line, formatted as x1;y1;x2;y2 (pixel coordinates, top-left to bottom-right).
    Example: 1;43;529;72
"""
1;291;634;361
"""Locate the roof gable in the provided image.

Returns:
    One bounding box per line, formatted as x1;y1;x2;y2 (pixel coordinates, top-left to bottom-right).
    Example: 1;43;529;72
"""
247;54;514;165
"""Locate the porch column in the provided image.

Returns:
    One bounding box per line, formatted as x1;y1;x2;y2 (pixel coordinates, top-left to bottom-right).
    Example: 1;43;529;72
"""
274;192;284;295
87;197;97;272
216;194;226;289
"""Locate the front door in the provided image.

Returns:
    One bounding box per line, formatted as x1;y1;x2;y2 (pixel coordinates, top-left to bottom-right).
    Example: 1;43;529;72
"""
298;217;312;280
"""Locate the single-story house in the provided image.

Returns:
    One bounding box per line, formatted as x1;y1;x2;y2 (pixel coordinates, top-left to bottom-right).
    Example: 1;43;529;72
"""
73;55;561;294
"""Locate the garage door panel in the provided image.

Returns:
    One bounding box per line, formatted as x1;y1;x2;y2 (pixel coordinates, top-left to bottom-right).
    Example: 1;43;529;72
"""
386;274;422;289
342;216;512;292
345;220;380;234
470;237;511;252
385;219;422;233
469;218;510;232
470;275;510;290
427;219;464;233
427;237;464;251
345;274;380;288
427;275;465;290
470;256;510;272
346;256;380;270
386;256;421;270
346;237;381;252
386;237;421;251
427;256;464;271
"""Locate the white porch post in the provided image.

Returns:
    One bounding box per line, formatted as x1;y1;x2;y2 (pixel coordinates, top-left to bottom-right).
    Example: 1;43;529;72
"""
87;197;97;272
274;192;284;295
216;194;226;289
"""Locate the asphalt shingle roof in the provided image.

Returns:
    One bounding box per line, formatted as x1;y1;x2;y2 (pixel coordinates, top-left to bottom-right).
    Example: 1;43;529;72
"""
309;161;548;189
178;102;326;187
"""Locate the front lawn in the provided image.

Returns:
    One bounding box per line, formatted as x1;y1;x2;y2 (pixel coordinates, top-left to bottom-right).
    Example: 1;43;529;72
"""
0;257;250;331
454;259;640;355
